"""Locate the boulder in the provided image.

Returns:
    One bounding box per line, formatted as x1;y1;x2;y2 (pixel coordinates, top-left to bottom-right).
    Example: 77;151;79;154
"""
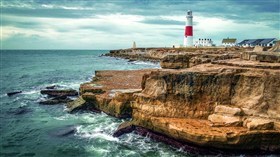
253;46;264;52
7;91;22;97
40;89;78;97
67;96;87;112
240;51;280;63
214;105;242;116
244;118;274;130
160;55;189;69
250;55;257;61
39;95;72;105
46;85;56;89
208;114;242;126
48;125;77;137
256;53;280;63
7;106;32;115
113;121;135;137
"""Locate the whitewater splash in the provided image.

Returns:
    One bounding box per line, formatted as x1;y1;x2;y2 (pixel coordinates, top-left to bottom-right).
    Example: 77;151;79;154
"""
128;60;160;67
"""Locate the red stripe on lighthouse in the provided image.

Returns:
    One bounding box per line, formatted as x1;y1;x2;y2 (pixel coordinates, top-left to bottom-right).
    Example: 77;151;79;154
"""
185;26;193;36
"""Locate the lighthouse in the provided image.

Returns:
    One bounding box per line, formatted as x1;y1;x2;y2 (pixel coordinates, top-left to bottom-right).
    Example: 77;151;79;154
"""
184;10;193;47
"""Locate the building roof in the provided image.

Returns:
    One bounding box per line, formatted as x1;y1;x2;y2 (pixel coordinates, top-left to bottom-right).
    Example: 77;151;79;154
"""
222;38;236;43
259;38;276;44
238;38;276;45
238;40;248;45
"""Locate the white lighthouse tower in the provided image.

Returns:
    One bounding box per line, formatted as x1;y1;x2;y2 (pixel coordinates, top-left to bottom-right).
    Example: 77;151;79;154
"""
184;10;193;47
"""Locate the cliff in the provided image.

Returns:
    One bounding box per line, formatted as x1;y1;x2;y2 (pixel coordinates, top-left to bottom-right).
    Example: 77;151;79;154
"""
105;47;247;62
69;70;154;118
71;47;280;154
131;62;280;152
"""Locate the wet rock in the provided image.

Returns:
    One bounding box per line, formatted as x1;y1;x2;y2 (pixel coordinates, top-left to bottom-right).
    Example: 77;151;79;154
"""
46;85;56;89
40;89;78;97
14;107;31;115
134;126;225;156
113;121;135;137
7;106;31;115
39;95;73;105
128;59;136;62
66;96;87;112
160;55;190;69
7;91;22;97
49;125;77;137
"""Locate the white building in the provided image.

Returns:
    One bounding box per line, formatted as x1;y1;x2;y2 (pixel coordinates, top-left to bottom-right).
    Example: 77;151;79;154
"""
194;38;213;47
222;38;237;47
238;38;277;47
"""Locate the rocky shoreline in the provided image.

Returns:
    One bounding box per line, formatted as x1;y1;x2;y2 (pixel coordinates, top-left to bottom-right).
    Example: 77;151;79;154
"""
68;44;280;155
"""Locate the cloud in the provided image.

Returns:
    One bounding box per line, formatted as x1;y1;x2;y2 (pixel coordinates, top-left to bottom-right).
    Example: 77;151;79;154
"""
141;17;184;25
1;0;279;49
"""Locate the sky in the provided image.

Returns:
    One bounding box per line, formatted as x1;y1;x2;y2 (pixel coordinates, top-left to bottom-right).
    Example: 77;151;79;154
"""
1;0;279;49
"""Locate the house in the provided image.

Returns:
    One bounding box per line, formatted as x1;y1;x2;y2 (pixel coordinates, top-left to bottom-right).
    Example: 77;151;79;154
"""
258;38;277;47
194;38;214;47
238;38;277;47
222;38;237;47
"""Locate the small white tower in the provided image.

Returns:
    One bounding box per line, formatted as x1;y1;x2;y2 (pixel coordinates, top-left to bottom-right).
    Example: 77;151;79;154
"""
183;10;193;47
132;41;136;49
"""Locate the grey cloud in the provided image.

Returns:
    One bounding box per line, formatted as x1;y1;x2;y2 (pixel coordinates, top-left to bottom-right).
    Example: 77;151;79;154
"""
140;18;184;25
2;17;43;29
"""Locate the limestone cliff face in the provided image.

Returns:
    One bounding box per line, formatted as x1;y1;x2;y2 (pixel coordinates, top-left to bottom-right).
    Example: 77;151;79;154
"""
131;64;280;151
135;66;280;119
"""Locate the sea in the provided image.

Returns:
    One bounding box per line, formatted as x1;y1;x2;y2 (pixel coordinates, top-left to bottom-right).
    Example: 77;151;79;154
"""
0;50;190;157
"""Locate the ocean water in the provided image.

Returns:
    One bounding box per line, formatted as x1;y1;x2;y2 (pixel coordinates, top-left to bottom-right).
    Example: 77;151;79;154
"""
0;50;189;157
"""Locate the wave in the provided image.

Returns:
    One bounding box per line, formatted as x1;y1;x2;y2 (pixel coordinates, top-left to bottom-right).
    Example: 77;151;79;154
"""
0;94;7;98
53;114;75;121
130;61;160;67
76;128;119;142
22;90;39;95
85;146;110;153
50;81;83;90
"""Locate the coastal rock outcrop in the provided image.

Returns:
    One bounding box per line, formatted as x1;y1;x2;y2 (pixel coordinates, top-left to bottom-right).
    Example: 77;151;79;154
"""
66;96;87;112
240;51;280;63
7;91;22;97
79;47;280;153
70;70;154;117
39;95;73;105
160;55;190;69
105;47;244;63
40;89;78;97
39;89;78;105
130;62;280;152
253;45;264;52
